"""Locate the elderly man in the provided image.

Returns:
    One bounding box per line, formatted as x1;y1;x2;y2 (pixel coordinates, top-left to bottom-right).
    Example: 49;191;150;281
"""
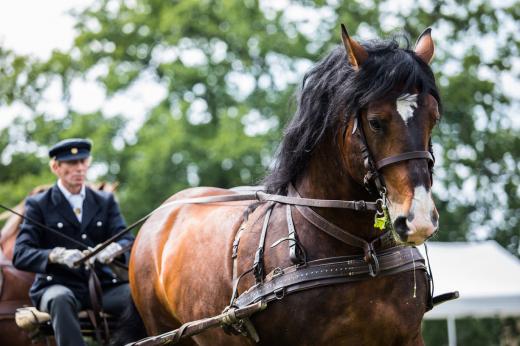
13;138;134;346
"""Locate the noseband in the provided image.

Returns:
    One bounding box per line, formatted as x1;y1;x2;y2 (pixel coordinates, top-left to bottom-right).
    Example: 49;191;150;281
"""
352;112;435;198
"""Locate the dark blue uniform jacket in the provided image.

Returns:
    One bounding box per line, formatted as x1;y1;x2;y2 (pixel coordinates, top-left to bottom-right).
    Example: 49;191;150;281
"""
12;184;134;307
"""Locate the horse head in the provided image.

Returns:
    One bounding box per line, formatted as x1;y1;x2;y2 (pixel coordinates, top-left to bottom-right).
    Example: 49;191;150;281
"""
265;25;441;247
340;26;440;245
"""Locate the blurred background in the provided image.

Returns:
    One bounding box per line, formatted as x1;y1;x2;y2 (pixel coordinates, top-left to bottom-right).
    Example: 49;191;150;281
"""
0;0;518;344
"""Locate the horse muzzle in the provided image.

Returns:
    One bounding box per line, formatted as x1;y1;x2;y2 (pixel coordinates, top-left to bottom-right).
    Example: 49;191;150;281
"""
392;213;438;245
389;186;439;245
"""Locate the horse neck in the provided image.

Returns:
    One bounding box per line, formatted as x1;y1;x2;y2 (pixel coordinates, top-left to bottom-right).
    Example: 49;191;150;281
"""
294;140;380;243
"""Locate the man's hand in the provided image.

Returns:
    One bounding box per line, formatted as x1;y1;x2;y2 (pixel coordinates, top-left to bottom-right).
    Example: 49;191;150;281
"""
82;248;97;265
49;247;84;269
95;242;123;264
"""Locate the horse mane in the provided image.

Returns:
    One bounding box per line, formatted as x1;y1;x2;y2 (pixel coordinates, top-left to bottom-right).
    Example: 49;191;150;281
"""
263;35;441;194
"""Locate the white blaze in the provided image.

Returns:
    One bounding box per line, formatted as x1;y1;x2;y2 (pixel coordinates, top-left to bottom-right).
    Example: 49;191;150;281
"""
396;94;418;124
410;186;435;224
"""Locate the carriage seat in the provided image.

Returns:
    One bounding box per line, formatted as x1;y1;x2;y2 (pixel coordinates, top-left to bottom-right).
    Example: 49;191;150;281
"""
15;306;113;333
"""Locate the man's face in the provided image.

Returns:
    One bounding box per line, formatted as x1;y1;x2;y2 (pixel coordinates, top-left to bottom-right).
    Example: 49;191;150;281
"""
52;158;90;190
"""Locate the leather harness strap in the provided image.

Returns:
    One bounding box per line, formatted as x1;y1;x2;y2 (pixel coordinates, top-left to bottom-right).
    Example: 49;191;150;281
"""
286;205;303;264
154;191;379;213
87;269;110;344
294;203;370;251
288;184;396;261
253;204;274;283
235;246;426;308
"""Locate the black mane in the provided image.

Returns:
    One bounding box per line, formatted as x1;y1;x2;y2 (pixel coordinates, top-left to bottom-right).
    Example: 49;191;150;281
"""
263;35;441;194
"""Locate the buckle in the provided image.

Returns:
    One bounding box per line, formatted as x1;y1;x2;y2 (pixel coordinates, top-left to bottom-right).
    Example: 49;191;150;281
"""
354;201;366;211
232;239;240;258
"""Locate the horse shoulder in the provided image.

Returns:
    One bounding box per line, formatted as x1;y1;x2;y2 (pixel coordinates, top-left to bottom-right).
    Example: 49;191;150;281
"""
131;186;248;325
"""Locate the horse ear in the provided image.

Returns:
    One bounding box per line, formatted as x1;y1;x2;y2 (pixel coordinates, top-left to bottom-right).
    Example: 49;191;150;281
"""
341;24;368;70
414;28;435;64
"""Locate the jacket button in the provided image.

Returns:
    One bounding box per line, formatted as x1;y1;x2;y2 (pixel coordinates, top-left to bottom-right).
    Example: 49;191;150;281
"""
96;221;102;227
112;278;118;283
46;275;53;281
57;222;63;228
81;234;87;239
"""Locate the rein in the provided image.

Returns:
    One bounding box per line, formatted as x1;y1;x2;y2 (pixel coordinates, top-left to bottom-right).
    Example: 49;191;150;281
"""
76;189;381;266
0;203;129;270
0;191;380;268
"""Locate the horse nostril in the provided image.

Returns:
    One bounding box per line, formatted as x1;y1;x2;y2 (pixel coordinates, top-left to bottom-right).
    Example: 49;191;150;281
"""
393;216;409;239
431;210;439;228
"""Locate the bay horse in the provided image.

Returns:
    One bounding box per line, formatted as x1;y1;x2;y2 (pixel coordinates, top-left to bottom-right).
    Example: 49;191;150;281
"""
0;186;48;346
126;25;441;346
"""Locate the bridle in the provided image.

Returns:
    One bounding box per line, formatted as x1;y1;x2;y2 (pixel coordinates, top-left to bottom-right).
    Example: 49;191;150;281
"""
352;109;435;200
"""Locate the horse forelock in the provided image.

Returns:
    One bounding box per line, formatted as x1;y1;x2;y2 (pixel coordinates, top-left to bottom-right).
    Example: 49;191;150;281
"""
263;34;441;194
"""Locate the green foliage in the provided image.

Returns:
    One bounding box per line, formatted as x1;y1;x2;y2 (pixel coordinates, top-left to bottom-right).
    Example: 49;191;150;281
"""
423;317;518;346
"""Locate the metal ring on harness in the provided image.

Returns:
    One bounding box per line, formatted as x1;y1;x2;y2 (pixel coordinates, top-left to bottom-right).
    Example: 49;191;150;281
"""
375;198;385;215
367;251;380;277
274;288;285;300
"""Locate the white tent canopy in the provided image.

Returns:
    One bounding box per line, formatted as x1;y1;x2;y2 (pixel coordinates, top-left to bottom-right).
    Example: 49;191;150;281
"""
420;241;520;320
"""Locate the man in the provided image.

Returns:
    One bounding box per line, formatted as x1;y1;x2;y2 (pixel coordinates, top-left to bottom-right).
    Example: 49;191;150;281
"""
13;138;134;346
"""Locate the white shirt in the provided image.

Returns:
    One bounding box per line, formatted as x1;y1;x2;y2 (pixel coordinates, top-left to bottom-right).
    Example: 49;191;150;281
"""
57;180;86;223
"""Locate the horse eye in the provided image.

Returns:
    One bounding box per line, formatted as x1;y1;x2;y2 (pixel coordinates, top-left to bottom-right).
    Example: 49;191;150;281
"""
368;119;383;132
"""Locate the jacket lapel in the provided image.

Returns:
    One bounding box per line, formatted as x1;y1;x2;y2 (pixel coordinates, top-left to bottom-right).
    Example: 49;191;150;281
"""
50;185;80;229
81;187;100;232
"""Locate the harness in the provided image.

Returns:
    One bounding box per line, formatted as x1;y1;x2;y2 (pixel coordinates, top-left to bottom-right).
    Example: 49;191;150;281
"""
128;180;455;346
126;125;440;345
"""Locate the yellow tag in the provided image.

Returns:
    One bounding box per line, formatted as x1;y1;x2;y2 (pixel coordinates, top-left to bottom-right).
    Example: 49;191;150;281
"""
374;216;387;230
374;207;391;231
71;148;78;154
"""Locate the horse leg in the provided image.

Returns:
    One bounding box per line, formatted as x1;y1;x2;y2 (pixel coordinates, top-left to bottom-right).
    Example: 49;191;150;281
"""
135;294;197;346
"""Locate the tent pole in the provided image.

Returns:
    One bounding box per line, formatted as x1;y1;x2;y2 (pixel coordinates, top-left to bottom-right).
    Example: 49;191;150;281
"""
447;316;457;346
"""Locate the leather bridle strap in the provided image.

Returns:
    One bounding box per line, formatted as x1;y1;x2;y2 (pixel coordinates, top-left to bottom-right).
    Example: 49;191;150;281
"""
376;151;434;170
353;112;435;196
87;269;109;344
